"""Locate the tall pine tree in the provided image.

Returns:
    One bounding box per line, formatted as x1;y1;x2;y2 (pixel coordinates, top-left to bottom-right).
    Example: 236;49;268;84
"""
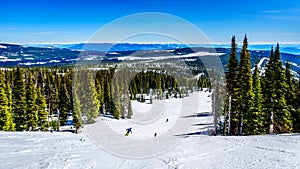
12;66;27;131
237;35;254;135
36;87;48;131
25;72;38;131
225;35;239;135
262;44;292;133
80;70;99;123
0;70;15;131
252;62;265;134
272;44;292;132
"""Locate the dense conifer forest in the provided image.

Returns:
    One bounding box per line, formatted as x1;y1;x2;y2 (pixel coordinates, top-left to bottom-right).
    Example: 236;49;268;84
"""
0;65;210;132
0;36;299;136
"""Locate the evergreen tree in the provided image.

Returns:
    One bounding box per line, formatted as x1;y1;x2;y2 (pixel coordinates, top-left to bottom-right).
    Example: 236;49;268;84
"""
12;66;27;131
262;44;292;133
112;74;121;119
58;75;71;126
44;71;59;120
5;71;13;114
36;87;48;131
25;72;38;131
272;44;292;132
295;74;300;132
261;47;275;132
285;62;297;132
80;70;99;123
72;89;82;133
237;35;254;135
104;73;112;113
95;71;104;114
225;35;239;135
120;77;127;118
0;70;15;131
252;62;264;134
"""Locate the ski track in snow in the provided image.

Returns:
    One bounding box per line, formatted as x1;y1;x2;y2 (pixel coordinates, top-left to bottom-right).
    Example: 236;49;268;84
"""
1;91;300;169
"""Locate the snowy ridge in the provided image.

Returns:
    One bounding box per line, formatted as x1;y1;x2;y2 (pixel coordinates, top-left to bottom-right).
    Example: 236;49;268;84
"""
253;57;299;77
117;52;224;62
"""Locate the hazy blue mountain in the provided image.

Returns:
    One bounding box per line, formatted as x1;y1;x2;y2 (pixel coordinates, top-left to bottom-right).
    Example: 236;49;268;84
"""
0;43;299;76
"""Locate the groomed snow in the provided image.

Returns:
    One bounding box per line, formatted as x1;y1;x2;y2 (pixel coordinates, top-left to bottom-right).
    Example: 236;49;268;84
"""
1;91;300;169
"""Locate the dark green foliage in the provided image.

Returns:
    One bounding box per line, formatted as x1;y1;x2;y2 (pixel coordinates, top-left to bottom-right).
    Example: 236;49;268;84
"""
5;71;13;114
252;63;264;134
25;73;38;131
197;75;210;91
44;71;59;118
72;90;82;133
262;44;292;133
224;37;296;135
226;36;239;94
237;35;254;135
129;70;179;98
36;87;48;131
111;74;121;119
12;66;27;131
58;75;71;125
285;62;298;132
79;70;99;123
0;70;15;131
295;76;300;132
225;36;240;135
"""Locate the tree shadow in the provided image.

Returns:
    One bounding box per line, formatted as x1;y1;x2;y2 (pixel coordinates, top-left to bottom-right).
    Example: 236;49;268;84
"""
181;112;212;118
193;122;214;126
197;126;211;130
174;131;209;137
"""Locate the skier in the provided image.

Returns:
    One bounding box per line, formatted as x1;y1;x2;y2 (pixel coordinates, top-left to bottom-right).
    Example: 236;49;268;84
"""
154;133;157;137
125;127;132;136
166;119;169;123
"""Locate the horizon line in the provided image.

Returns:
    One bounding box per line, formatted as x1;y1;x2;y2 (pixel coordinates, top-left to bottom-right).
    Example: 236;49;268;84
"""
2;41;300;45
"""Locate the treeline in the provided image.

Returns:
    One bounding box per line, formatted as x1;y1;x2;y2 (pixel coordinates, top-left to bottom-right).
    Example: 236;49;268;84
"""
0;67;81;131
223;35;300;135
0;65;211;132
128;70;210;100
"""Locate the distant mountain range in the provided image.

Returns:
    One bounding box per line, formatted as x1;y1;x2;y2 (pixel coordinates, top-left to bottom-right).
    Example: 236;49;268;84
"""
0;43;299;76
25;43;300;55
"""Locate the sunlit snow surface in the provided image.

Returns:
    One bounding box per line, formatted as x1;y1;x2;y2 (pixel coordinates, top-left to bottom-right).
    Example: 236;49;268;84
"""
1;91;300;169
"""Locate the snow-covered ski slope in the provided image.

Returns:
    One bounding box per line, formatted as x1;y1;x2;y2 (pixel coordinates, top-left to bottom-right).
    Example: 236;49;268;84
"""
1;91;300;169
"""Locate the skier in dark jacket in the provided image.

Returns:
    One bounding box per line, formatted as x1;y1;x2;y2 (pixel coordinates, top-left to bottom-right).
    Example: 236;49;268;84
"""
125;127;132;136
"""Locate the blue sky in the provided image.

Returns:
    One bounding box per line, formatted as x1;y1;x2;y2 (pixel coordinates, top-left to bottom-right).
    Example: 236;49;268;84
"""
0;0;299;44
